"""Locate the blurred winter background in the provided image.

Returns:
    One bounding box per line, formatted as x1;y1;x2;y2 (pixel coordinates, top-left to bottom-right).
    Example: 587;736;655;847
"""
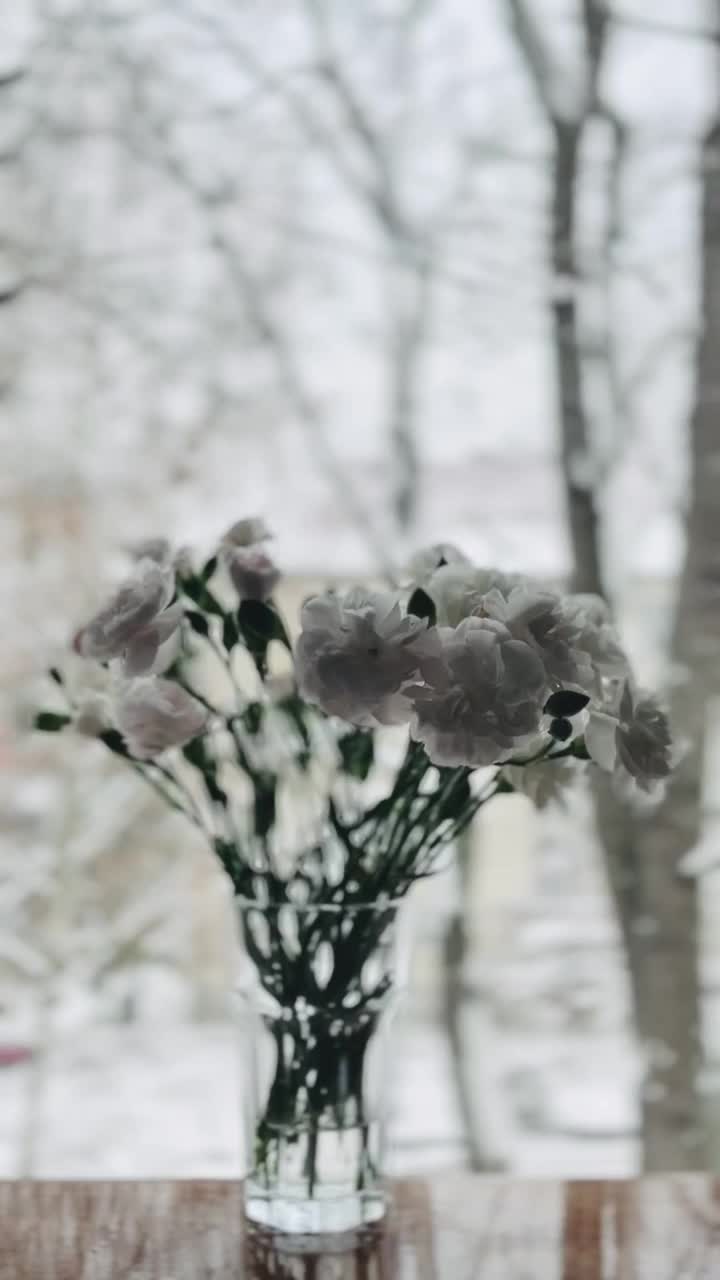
3;0;720;1179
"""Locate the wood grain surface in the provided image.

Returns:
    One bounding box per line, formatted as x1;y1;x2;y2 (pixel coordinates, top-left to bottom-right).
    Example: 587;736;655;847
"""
2;1176;720;1278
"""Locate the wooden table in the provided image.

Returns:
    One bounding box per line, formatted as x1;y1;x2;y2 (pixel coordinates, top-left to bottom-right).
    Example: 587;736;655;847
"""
2;1176;720;1278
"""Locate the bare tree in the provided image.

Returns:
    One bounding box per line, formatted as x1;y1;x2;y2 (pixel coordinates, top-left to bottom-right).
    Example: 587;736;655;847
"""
507;0;718;1169
620;88;720;1170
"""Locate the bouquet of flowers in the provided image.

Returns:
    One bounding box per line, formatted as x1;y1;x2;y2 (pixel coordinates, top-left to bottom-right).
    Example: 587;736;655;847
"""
34;520;672;1227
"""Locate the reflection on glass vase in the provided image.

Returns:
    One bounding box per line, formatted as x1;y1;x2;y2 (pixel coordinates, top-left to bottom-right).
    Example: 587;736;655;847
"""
236;899;404;1235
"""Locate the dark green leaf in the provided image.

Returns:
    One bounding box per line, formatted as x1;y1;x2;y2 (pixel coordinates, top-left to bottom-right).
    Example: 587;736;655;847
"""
549;716;573;742
237;599;291;676
407;587;436;626
205;774;228;807
222;614;239;651
238;598;290;646
182;737;208;770
437;771;472;821
242;701;264;735
572;738;591;760
214;838;244;886
545;690;590;717
49;667;64;686
201;555;218;582
254;773;276;837
180;574;224;616
34;711;71;732
496;775;515;795
278;694;310;748
186;610;210;637
161;659;184;682
183;737;228;807
339;729;375;780
99;729;130;757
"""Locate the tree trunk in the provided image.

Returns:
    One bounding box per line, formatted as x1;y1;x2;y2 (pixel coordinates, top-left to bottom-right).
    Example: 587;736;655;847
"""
620;116;720;1171
551;120;604;595
587;117;720;1169
549;108;710;1165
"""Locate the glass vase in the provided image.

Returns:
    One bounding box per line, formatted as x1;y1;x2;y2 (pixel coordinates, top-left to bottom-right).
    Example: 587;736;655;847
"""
235;899;404;1236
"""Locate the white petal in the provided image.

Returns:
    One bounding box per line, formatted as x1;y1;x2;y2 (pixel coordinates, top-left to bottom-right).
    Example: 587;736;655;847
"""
123;631;160;677
585;711;618;772
153;601;184;642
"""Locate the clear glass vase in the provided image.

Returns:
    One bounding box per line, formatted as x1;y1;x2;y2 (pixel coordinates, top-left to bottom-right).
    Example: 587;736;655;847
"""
235;899;404;1236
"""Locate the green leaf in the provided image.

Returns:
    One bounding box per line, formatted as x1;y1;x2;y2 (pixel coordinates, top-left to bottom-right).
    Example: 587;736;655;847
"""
160;659;183;682
182;737;207;770
34;711;71;732
242;701;264;735
237;599;291;676
180;574;224;616
254;773;276;837
278;694;310;746
99;729;130;757
201;555;218;582
407;587;437;627
549;716;573;742
205;774;228;807
544;689;590;717
214;838;246;887
186;610;210;637
182;737;228;807
222;614;239;651
437;770;472;821
338;729;375;780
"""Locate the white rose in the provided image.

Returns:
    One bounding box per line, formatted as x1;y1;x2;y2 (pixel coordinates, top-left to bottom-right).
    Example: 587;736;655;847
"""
406;543;472;583
564;594;629;686
225;547;280;602
424;564;530;627
616;684;672;789
410;616;548;768
128;537;172;564
221;517;272;548
585;682;672;792
115;678;209;760
565;592;611;625
73;560;183;677
296;589;446;727
482;585;595;692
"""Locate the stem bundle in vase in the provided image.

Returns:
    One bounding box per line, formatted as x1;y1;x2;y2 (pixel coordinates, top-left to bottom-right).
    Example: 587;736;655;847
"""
35;522;673;1230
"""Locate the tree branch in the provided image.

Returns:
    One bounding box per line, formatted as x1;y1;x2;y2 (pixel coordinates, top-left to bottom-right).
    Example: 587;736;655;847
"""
505;0;561;120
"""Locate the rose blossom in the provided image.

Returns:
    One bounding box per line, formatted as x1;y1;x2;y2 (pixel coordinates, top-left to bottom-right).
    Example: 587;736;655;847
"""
585;681;672;791
296;589;446;727
481;585;595;691
406;543;472;584
564;593;629;686
115;678;208;759
410;616;548;768
73;560;183;677
226;547;280;602
221;516;272;548
128;537;172;565
616;684;672;788
424;564;530;627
